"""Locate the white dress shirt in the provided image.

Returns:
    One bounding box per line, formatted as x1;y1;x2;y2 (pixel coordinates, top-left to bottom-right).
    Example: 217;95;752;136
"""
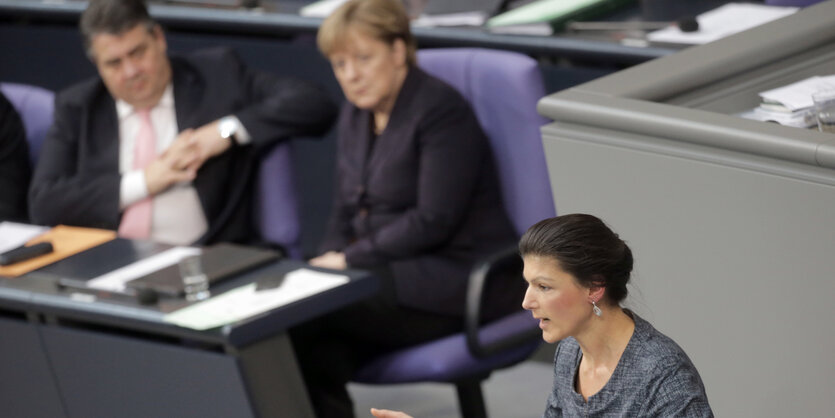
117;85;208;245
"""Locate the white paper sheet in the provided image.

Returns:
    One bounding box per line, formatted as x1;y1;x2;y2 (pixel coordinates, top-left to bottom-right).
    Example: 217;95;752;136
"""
0;222;49;254
85;246;201;292
299;0;349;18
647;3;797;45
738;108;815;128
758;75;835;111
163;268;350;330
413;11;487;27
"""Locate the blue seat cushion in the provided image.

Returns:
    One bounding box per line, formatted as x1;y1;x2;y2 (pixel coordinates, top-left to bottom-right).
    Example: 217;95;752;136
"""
353;311;540;383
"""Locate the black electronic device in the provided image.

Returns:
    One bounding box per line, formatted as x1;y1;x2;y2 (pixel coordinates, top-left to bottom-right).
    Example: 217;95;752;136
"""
0;242;54;266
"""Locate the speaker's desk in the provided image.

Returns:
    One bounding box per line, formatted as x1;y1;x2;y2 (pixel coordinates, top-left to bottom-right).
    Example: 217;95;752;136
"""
0;257;378;418
537;1;835;416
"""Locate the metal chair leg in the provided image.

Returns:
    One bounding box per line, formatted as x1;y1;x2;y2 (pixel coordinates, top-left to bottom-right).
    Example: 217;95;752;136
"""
455;379;488;418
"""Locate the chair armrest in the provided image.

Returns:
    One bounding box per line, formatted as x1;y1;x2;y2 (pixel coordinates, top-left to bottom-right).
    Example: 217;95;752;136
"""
465;246;541;358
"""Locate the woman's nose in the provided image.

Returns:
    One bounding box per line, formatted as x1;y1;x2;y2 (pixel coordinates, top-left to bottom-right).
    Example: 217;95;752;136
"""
521;286;535;310
342;61;359;80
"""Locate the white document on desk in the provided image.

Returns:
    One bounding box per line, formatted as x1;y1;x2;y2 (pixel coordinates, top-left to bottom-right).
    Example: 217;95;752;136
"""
759;75;835;111
163;268;350;330
647;3;797;45
0;222;49;253
86;246;201;292
412;12;488;28
299;0;348;18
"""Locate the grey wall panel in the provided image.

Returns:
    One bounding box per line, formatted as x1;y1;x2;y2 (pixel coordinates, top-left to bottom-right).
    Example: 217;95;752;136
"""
542;126;835;417
0;318;66;418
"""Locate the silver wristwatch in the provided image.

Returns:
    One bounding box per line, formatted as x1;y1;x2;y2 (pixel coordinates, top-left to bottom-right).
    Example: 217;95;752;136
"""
218;116;240;144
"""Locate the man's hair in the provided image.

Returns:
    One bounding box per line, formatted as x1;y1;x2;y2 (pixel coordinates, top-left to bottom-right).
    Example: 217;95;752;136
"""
80;0;156;57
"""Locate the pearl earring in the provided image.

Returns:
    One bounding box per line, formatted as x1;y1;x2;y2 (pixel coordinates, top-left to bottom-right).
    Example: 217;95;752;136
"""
592;300;602;317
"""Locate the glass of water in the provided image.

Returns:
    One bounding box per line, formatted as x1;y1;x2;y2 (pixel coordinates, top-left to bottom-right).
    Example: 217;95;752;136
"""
812;89;835;134
179;254;210;302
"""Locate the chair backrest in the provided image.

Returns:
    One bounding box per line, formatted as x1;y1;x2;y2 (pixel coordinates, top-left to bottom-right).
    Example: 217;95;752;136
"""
416;48;556;235
0;82;55;167
255;142;302;258
764;0;824;5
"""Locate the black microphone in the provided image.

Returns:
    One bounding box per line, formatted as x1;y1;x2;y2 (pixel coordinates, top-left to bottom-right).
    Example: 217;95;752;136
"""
135;287;160;305
0;242;54;266
566;16;700;33
676;17;699;33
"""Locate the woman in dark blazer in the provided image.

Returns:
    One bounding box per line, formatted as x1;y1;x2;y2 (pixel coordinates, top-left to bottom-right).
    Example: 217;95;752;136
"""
293;0;519;416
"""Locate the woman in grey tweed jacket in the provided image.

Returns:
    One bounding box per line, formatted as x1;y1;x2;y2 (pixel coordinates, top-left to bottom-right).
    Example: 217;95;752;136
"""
372;214;713;418
519;214;713;417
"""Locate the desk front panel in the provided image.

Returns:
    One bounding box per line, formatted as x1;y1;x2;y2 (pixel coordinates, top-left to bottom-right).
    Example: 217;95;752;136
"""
41;324;256;418
0;317;66;418
541;123;835;417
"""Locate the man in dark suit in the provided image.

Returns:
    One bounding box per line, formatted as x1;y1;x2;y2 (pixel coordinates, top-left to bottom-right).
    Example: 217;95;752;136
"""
29;0;337;245
0;90;30;222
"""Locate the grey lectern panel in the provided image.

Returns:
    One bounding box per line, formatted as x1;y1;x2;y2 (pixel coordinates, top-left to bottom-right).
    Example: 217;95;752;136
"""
41;325;255;418
538;1;835;417
540;125;835;417
0;318;66;418
538;90;830;171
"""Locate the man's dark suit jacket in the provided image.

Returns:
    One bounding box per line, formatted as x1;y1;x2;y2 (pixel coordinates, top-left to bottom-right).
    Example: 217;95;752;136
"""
29;47;337;244
320;67;519;317
0;91;30;222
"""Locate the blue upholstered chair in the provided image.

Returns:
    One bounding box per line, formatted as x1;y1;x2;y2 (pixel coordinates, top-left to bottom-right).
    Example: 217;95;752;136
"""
255;142;302;258
765;0;824;5
352;48;555;418
0;82;55;166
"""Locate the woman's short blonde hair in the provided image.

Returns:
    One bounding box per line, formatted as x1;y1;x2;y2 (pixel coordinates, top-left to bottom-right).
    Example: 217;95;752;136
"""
317;0;417;66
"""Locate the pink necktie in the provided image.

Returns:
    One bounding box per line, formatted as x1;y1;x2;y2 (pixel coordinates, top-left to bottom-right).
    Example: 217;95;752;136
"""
118;109;156;239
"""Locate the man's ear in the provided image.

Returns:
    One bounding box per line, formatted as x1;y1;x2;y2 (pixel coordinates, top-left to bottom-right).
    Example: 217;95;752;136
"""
152;24;167;52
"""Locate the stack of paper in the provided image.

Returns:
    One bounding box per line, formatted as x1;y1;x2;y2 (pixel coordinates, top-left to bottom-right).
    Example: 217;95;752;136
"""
740;75;835;128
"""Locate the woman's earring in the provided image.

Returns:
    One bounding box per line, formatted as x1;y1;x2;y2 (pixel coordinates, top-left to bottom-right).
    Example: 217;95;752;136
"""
592;300;602;317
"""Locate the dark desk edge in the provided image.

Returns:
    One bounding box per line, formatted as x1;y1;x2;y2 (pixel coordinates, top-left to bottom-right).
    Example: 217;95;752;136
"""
0;261;379;349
